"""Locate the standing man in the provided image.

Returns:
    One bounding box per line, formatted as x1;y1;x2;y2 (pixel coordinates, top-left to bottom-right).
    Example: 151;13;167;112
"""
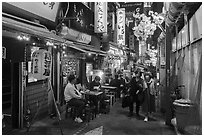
110;75;121;98
128;71;145;117
119;74;126;98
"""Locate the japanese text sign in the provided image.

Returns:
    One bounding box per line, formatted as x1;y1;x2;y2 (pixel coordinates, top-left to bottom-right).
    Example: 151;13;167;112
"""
31;49;52;80
2;47;6;59
62;57;78;76
117;8;126;46
129;35;134;50
8;2;60;22
94;2;107;33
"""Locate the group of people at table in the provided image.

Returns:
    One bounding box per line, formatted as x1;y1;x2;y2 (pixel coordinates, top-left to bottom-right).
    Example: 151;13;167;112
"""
64;69;157;123
64;75;115;123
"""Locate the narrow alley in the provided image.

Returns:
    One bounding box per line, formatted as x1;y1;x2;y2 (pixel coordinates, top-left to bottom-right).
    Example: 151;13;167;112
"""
7;100;176;135
2;2;202;135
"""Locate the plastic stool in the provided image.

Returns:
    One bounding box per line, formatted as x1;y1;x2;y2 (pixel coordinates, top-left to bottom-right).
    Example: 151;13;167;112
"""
107;95;114;106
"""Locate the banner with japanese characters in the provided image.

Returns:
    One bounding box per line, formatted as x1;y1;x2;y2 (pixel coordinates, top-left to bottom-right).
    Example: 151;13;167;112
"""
7;2;60;22
94;2;107;33
31;49;52;80
129;35;135;50
117;8;126;46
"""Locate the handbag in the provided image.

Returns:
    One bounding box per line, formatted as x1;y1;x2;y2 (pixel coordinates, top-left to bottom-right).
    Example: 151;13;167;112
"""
122;95;130;108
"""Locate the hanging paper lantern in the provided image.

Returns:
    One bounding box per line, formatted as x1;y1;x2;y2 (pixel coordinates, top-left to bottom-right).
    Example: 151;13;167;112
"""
31;49;52;80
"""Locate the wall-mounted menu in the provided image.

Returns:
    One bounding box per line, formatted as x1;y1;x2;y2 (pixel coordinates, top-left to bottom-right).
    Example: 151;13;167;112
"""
62;57;79;77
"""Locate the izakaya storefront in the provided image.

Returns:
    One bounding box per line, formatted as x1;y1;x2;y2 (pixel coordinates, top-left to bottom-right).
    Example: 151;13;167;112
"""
2;2;64;129
102;42;127;80
57;26;107;105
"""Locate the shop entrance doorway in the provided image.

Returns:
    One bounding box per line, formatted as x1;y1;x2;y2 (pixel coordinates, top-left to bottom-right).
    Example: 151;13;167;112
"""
2;61;12;133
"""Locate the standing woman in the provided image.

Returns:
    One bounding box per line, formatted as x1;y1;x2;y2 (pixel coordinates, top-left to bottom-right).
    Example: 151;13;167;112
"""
142;73;157;122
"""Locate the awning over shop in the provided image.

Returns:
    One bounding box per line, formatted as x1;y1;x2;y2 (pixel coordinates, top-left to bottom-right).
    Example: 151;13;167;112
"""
66;41;107;56
2;13;65;43
2;13;107;56
67;44;97;55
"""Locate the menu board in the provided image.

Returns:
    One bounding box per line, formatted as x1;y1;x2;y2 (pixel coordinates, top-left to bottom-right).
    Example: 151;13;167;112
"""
62;57;79;77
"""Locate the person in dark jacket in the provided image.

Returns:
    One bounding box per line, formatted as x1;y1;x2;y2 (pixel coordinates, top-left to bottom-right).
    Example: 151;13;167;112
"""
88;76;109;113
128;71;145;117
110;75;121;98
119;74;126;98
89;76;101;91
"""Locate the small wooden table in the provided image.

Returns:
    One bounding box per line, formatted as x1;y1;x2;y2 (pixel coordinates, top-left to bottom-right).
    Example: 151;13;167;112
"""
82;91;103;96
101;85;117;105
81;91;103;113
101;85;117;90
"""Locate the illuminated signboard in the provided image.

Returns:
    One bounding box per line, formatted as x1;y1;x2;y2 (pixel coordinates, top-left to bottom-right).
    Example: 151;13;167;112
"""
60;28;91;44
129;35;134;50
117;8;126;46
94;2;107;33
2;47;6;59
7;2;60;22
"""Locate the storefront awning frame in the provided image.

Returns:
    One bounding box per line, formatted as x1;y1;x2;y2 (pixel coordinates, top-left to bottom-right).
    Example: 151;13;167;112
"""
71;41;107;56
2;13;65;43
66;44;97;55
2;12;107;57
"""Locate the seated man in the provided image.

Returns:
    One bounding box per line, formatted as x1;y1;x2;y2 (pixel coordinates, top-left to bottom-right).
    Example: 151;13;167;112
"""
88;76;109;113
64;74;85;123
75;77;84;92
89;76;101;91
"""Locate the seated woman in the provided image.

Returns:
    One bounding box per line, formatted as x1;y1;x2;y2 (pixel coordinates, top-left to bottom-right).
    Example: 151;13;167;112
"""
64;74;85;123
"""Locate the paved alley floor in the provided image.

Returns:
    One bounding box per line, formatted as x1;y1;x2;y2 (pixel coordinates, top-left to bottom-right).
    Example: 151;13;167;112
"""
75;100;176;135
8;100;176;135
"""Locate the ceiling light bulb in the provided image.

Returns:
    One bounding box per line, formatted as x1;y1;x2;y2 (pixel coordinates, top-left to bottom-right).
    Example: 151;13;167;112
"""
17;35;23;40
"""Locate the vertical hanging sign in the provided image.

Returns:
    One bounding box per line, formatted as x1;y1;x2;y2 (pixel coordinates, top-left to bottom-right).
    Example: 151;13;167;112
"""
129;35;134;50
2;47;6;59
112;12;115;31
117;8;126;46
31;49;52;80
94;2;107;33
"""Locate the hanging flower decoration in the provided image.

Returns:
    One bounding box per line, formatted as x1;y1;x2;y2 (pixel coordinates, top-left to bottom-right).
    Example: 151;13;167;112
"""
132;10;164;41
